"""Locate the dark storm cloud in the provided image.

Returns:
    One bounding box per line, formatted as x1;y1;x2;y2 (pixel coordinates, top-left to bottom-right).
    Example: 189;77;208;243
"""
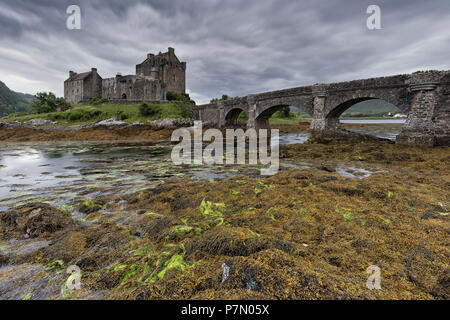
0;0;449;103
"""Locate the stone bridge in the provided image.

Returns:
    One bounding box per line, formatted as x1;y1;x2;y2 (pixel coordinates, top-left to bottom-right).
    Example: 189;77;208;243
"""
191;70;449;146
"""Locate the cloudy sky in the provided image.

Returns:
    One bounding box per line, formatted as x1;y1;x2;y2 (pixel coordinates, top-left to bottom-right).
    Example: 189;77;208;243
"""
0;0;449;104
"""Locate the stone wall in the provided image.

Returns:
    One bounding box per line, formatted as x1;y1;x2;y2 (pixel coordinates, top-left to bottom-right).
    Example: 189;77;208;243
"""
102;75;165;101
64;79;83;105
135;48;186;95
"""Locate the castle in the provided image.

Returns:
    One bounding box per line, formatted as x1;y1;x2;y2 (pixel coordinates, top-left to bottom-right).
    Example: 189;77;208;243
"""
64;48;186;104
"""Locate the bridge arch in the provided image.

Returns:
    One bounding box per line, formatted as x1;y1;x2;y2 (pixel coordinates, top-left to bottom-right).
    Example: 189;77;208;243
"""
324;89;410;119
224;107;248;126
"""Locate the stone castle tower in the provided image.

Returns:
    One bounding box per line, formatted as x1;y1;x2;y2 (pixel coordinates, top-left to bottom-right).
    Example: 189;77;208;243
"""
64;48;186;104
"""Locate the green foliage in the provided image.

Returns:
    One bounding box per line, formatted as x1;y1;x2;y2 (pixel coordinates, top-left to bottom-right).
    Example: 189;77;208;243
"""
149;253;188;283
280;106;292;118
89;97;108;105
342;99;402;118
265;208;276;221
166;91;196;105
21;292;33;300
30;92;72;114
45;259;64;272
253;187;262;195
199;198;226;219
139;102;190;119
49;108;103;121
139;102;161;117
115;110;129;120
5;102;191;124
210;94;239;104
0;80;32;116
343;213;355;223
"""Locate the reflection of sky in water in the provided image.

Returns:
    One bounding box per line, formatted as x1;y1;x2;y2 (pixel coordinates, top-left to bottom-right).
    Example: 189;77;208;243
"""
0;127;394;207
272;133;309;146
0;148;85;198
336;167;373;179
340;119;406;124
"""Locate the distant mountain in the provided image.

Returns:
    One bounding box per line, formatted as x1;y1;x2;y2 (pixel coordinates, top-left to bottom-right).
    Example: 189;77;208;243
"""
0;81;33;116
292;99;402;118
342;100;401;117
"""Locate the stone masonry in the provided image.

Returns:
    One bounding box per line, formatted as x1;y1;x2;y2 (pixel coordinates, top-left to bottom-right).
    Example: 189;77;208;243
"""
193;70;449;146
64;48;186;104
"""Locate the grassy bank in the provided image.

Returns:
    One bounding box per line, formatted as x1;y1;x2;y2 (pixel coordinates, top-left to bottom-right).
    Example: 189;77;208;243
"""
0;102;191;126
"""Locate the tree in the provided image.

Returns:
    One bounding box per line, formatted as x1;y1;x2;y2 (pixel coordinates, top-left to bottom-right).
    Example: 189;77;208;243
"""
166;91;196;105
280;106;292;118
210;94;238;104
30;92;72;114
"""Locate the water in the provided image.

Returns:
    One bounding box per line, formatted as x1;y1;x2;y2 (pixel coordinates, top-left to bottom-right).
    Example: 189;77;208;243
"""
272;133;309;146
340;119;406;124
340;120;405;141
1;120;401;213
0;134;381;215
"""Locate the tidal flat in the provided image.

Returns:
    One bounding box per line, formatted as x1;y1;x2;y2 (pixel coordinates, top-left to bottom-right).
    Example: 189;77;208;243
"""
0;124;448;300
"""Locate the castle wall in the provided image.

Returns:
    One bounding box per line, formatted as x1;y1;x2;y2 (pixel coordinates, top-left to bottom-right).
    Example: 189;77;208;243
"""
64;80;83;104
135;48;186;96
101;76;166;101
82;71;102;101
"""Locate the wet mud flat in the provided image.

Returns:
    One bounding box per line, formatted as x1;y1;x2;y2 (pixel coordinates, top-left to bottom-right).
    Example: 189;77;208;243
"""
0;126;174;144
0;128;449;300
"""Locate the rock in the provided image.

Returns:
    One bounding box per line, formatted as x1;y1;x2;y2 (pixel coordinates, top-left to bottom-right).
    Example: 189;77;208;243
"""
421;210;437;219
244;270;257;291
24;118;58;126
222;261;231;283
432;269;450;299
151;118;193;129
320;164;336;172
0;203;73;239
0;121;27;129
82;118;128;129
294;174;309;180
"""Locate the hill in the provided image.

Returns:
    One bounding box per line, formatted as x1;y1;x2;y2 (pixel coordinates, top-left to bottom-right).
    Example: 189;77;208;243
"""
342;100;402;117
0;81;33;116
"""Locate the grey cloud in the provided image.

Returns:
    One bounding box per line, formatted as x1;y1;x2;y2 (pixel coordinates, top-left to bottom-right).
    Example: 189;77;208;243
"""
0;0;449;104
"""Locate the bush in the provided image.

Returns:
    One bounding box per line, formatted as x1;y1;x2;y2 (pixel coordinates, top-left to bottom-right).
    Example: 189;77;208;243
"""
166;92;196;105
64;109;103;121
280;106;292;118
139;103;161;117
210;94;239;104
89;98;108;106
116;110;129;120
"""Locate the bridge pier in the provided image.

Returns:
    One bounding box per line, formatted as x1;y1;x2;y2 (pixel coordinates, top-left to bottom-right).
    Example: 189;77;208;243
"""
397;71;448;147
309;86;341;134
246;96;270;130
